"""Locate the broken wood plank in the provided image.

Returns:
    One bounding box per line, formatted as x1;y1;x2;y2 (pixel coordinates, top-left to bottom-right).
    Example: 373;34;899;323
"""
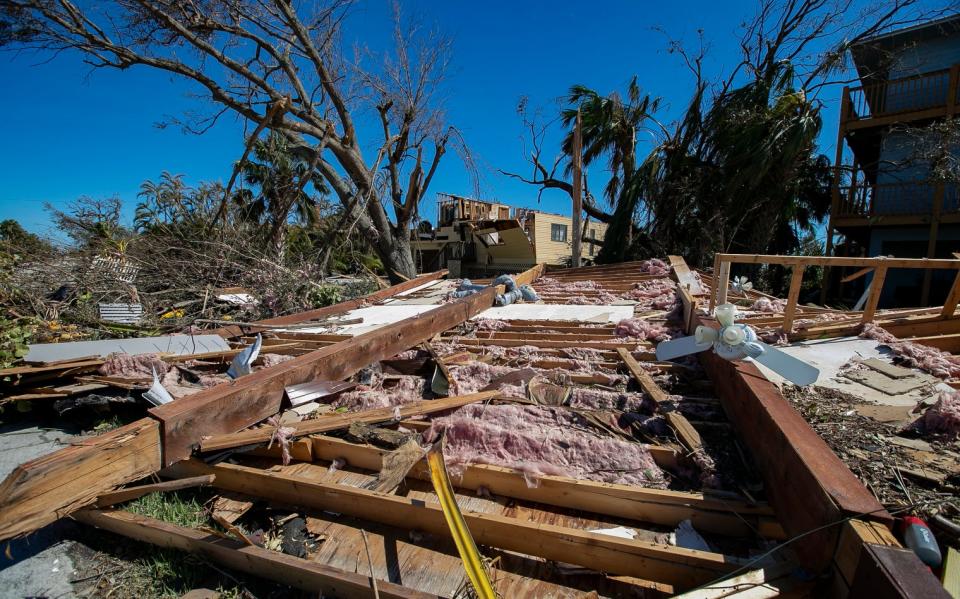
0;418;162;540
781;265;806;333
75;509;435;599
834;519;901;587
152;287;500;465
668;255;705;295
170;460;751;589
861;266;889;324
199;391;499;453
96;474;215;507
307;435;782;539
849;543;950;598
618;348;702;451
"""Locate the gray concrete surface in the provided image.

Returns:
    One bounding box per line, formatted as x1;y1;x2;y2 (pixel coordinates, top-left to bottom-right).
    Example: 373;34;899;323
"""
0;422;80;599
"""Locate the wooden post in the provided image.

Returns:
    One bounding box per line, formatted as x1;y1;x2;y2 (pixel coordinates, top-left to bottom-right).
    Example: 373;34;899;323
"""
716;259;731;309
782;266;806;333
922;183;945;305
571;109;583;268
940;253;960;318
709;253;721;313
861;265;888;324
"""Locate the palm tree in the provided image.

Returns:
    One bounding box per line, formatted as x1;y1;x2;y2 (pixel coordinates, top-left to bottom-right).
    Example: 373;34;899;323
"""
559;77;661;261
135;171;188;231
233;131;328;258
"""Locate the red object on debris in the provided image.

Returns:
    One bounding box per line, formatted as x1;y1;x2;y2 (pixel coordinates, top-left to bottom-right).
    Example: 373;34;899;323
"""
901;516;942;568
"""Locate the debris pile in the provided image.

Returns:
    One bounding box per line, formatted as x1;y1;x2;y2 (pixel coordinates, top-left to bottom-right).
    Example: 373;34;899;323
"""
915;390;960;438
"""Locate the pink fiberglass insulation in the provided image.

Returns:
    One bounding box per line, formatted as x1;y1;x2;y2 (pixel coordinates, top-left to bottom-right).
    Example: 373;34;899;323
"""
614;318;672;342
567;388;647;412
562;347;606;362
388;349;423;360
448;361;515;394
749;298;786;313
915;390;960;438
426;403;666;487
622;279;679;312
334;375;426;411
534;277;602;292
259;353;294;368
99;352;170;378
474;318;509;332
638;258;671;276
861;323;960;379
568;291;621;305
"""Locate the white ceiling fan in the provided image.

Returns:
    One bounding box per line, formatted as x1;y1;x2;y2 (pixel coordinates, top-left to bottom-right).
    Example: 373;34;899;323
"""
655;303;819;386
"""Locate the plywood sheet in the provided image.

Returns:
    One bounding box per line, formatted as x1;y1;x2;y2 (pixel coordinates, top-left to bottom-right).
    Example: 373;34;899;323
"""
473;304;634;323
25;334;231;363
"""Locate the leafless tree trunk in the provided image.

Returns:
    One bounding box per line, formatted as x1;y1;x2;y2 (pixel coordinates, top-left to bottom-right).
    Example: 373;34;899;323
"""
2;0;462;282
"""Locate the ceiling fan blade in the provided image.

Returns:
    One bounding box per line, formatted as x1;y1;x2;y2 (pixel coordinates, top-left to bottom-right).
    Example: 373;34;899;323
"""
752;343;819;386
228;333;262;379
143;366;174;406
655;335;713;361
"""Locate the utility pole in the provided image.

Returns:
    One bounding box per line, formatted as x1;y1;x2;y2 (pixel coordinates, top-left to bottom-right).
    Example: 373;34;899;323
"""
571;109;583;267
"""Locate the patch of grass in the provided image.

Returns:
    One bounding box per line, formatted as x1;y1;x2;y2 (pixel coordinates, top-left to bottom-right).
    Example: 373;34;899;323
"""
125;489;209;528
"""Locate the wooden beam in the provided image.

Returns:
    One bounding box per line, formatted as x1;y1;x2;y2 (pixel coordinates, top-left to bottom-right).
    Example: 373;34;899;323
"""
449;338;656;352
716;260;731;309
696;318;891;572
75;509;434;599
96;474;216;507
199;391;498;453
781;266;806;333
306;436;782;539
715;254;960;269
849;544;951;598
861;266;889;324
841;267;873;283
941;253;960;318
170;460;750;589
618;348;702;452
152;287;499;465
834;519;900;588
0;418;162;540
668;255;705;295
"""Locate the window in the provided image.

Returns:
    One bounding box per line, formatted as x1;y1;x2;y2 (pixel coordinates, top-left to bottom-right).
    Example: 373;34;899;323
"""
551;223;568;242
589;228;597;256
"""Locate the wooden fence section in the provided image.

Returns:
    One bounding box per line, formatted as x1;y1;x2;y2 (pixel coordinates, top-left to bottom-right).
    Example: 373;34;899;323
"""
709;254;960;332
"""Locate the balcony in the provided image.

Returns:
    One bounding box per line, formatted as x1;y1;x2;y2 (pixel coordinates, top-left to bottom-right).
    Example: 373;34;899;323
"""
841;65;959;129
834;180;960;226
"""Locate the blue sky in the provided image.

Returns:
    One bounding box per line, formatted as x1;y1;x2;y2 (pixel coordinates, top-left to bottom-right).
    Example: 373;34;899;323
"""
0;1;855;238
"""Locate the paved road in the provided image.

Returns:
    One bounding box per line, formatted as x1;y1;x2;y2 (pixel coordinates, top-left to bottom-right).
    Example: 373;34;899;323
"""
0;421;80;599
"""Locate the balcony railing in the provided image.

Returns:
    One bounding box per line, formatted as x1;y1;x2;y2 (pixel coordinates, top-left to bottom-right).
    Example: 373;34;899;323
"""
845;66;959;124
836;180;960;218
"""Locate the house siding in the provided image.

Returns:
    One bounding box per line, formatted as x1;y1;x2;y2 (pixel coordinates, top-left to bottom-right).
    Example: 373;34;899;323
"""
532;213;608;265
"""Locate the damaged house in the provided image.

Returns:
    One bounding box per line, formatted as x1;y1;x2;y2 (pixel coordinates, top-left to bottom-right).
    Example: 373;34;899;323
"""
413;193;608;276
1;254;959;597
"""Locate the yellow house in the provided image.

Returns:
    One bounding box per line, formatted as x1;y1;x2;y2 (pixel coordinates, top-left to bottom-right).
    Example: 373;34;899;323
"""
412;194;608;276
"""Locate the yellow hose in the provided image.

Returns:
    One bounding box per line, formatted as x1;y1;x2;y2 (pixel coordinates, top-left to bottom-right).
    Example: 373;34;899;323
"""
426;442;496;599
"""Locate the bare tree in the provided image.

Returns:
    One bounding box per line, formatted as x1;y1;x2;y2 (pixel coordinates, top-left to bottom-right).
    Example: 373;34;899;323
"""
1;1;462;281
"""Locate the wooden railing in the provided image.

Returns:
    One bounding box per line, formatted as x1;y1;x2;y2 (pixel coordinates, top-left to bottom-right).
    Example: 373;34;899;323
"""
710;254;960;332
844;65;959;124
836;180;959;218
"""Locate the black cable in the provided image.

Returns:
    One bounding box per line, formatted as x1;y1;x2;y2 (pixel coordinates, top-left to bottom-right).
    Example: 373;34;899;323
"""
686;497;957;593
